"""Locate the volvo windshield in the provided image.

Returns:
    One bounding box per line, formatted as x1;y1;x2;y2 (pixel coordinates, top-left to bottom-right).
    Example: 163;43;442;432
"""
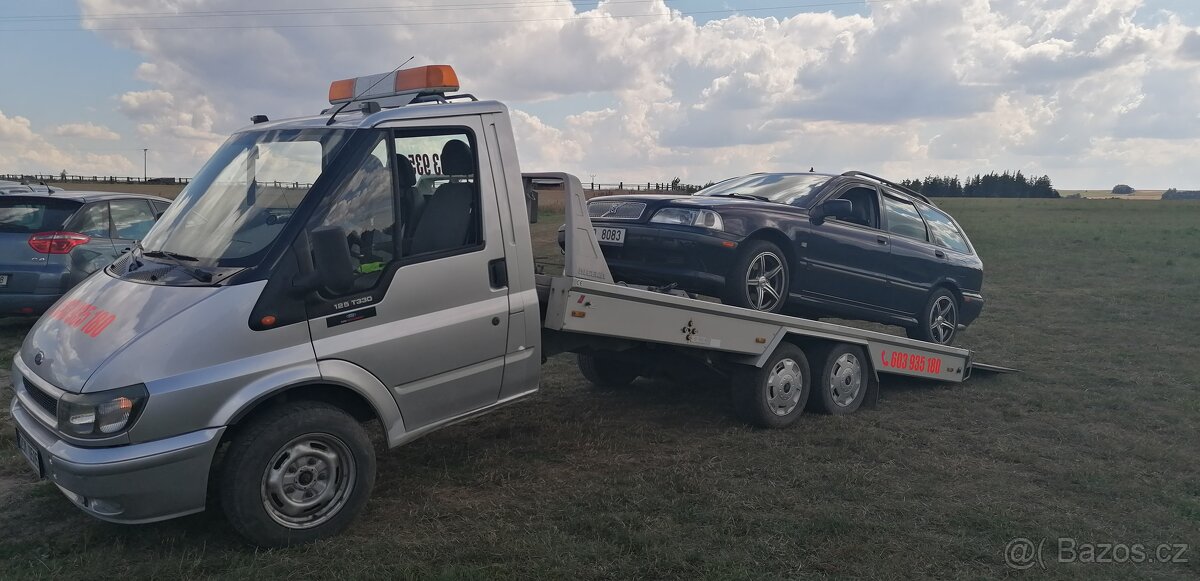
695;173;830;205
139;128;351;268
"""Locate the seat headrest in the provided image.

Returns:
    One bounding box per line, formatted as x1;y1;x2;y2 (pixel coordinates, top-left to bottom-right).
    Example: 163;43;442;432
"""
396;154;416;188
441;140;474;176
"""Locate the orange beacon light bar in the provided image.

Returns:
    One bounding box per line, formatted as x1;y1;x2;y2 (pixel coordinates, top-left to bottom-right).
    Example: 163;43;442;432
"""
328;65;460;105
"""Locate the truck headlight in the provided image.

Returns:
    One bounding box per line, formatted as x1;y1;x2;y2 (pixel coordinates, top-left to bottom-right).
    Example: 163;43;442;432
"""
57;384;148;437
649;208;724;230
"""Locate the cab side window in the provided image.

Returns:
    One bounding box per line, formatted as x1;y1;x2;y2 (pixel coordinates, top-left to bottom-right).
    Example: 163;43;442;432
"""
392;130;481;257
70;202;111;238
883;195;929;241
316;138;396;290
832;186;880;229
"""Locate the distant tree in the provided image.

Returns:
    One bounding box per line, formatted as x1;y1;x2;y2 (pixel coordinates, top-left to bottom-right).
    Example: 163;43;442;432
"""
59;169;67;181
669;177;682;191
1112;184;1135;195
903;171;1060;198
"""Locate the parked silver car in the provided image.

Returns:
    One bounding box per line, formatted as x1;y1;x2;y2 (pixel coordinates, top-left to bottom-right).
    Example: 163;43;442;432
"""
0;191;170;314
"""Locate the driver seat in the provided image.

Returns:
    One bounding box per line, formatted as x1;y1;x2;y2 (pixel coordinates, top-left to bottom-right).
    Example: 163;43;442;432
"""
409;140;475;255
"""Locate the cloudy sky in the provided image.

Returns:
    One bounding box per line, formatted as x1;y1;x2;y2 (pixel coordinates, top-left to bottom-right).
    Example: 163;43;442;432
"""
2;0;1199;189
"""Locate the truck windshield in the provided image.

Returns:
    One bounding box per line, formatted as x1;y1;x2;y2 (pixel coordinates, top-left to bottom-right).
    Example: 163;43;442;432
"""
140;128;350;267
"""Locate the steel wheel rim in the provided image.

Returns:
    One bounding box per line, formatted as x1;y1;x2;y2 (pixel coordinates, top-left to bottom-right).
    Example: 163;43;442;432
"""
929;295;957;344
261;433;357;530
745;252;786;311
766;358;804;416
828;353;862;407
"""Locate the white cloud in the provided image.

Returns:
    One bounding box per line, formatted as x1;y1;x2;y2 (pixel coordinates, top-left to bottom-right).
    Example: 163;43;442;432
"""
51;122;121;141
62;0;1200;187
0;110;136;175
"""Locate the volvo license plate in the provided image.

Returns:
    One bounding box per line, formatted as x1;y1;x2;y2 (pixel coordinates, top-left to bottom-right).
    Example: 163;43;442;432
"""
594;227;625;246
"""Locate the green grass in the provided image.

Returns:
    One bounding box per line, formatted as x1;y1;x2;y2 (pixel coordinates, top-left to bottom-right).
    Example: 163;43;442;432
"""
1;199;1199;579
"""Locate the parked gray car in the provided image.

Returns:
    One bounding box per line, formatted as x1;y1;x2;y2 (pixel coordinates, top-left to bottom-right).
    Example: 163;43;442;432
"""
0;191;170;314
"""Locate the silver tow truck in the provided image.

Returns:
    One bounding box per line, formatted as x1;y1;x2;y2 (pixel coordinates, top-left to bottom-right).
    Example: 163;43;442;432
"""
9;65;1012;546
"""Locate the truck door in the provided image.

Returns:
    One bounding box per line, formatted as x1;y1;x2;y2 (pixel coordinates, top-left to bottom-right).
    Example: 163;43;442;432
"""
306;120;510;430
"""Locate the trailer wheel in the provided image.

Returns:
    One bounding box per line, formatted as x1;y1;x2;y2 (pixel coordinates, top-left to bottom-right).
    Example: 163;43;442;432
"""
219;401;376;547
578;352;640;388
731;343;810;428
809;343;869;415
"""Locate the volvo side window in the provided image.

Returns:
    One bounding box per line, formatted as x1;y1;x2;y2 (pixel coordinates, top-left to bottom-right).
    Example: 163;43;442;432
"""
316;138;397;291
918;203;972;254
832;186;881;229
883;195;928;241
392;129;482;257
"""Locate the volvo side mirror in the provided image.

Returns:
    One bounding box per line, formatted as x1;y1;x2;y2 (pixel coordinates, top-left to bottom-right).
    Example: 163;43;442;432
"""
811;199;853;225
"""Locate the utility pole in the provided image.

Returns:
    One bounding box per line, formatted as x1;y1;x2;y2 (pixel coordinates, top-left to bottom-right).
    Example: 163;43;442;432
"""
143;148;149;181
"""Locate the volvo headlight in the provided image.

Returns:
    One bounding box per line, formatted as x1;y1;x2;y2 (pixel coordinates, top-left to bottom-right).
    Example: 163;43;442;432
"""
57;384;148;437
649;208;724;230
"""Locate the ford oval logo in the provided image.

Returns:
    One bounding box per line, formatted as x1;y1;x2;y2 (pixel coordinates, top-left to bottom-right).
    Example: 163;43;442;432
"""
33;351;44;366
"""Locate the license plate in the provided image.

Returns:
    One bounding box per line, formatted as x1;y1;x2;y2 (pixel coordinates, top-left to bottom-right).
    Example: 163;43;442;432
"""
14;429;42;478
594;227;625;246
0;274;8;287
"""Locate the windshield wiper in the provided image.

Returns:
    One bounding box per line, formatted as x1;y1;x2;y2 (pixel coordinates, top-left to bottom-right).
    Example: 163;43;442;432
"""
710;192;769;202
141;249;214;283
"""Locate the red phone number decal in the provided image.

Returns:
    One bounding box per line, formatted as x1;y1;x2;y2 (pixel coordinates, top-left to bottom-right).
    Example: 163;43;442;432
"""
47;299;117;338
880;350;943;374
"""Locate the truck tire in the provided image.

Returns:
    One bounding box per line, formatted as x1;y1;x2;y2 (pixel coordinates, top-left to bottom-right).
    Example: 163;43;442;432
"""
809;343;869;415
730;343;810;428
724;239;789;313
219;401;376;547
906;288;959;345
578;352;640;388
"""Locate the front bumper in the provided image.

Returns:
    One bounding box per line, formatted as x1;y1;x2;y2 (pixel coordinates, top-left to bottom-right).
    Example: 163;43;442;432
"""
559;223;742;295
10;396;224;524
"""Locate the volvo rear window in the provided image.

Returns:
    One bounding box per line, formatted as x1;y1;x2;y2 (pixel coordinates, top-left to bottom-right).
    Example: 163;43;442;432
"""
0;197;80;233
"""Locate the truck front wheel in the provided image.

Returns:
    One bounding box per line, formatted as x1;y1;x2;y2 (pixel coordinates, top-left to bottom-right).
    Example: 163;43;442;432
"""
578;352;641;388
219;401;376;547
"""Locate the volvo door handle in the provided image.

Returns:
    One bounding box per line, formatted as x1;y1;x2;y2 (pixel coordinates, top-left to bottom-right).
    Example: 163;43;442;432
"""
876;236;888;245
934;250;946;258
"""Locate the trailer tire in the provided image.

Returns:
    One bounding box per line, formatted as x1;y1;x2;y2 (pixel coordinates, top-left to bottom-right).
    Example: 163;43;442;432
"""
731;343;810;428
578;352;640;388
219;401;376;547
809;343;869;415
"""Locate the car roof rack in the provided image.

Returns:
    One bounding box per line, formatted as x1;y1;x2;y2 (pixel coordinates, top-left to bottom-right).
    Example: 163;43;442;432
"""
841;171;932;204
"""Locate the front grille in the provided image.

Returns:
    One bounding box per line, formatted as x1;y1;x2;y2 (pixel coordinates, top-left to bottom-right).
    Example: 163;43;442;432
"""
21;375;58;417
588;200;646;220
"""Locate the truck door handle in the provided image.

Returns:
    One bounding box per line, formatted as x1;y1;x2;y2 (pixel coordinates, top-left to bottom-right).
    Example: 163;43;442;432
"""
935;250;946;258
488;258;508;288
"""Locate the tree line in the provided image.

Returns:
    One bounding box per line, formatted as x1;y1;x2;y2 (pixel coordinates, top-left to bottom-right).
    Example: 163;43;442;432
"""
899;171;1060;198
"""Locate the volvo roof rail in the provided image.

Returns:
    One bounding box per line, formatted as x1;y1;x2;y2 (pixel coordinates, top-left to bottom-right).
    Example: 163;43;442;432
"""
841;170;932;204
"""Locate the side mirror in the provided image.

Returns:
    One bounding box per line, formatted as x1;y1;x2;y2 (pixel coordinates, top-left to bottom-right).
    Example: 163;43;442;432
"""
811;199;853;225
310;226;356;295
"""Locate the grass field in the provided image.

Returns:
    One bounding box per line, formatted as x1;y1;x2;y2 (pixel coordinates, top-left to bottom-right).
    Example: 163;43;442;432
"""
1;199;1198;579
